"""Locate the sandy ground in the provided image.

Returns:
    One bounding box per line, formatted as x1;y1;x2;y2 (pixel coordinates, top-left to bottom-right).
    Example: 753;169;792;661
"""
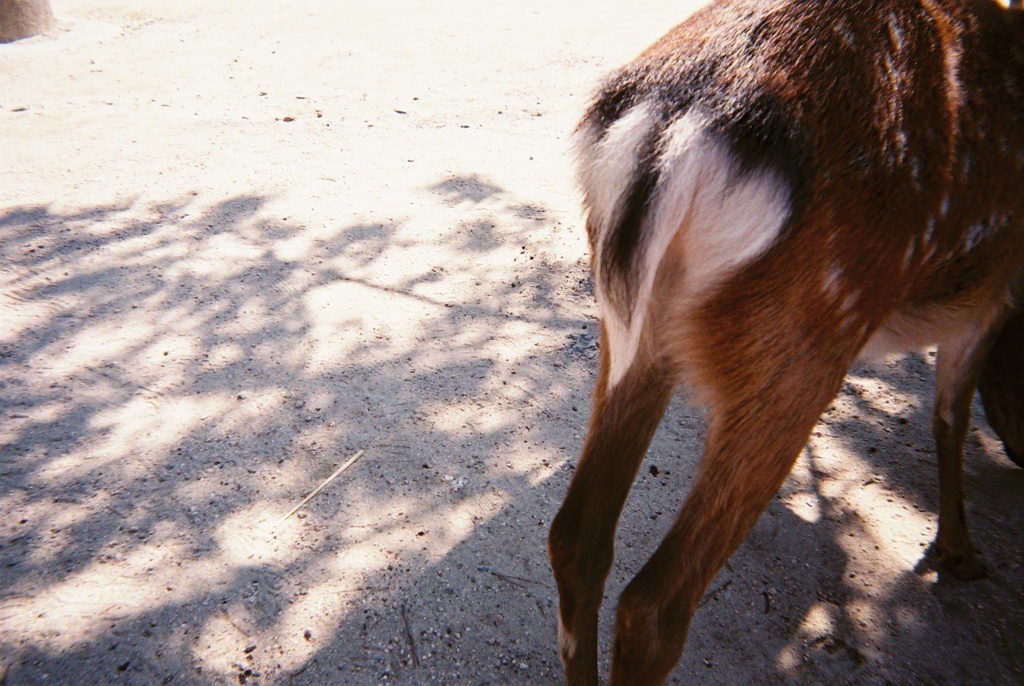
1;1;1022;684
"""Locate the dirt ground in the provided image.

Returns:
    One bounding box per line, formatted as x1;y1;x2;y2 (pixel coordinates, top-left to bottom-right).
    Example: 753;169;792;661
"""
1;1;1022;684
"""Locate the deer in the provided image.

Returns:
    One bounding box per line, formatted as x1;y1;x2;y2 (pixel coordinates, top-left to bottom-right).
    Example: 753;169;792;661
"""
547;1;1024;684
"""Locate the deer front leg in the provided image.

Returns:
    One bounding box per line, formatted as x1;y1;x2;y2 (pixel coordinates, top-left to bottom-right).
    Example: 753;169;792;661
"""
978;304;1024;469
932;317;1006;579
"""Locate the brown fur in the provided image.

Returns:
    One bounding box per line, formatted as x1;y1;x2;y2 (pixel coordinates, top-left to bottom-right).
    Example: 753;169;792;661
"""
549;1;1024;684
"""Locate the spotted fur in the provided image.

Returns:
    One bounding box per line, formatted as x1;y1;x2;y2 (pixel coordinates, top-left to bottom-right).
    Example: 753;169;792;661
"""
552;1;1024;684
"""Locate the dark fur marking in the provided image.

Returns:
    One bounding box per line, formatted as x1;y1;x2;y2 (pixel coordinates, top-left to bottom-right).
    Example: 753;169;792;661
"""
599;128;662;320
588;8;806;319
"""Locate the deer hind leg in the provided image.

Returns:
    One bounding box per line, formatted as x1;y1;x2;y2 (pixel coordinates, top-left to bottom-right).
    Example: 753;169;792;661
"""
548;327;675;686
607;295;858;685
931;306;1011;579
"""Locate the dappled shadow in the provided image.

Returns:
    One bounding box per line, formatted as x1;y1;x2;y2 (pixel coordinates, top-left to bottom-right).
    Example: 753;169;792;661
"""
0;175;594;685
2;181;1022;686
541;352;1022;685
429;175;506;206
651;353;1024;684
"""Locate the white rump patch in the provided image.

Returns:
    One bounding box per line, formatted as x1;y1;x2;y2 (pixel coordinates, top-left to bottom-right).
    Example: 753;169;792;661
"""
576;102;657;243
589;111;792;387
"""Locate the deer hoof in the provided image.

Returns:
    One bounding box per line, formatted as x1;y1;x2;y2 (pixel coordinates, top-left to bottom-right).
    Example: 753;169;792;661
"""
935;546;987;580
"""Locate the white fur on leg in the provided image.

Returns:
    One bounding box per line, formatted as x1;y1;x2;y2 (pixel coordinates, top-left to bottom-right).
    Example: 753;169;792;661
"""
557;612;577;663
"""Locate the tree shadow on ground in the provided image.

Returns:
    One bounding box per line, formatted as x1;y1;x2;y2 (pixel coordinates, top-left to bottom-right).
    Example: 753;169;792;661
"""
1;183;1022;686
0;178;589;685
662;353;1023;685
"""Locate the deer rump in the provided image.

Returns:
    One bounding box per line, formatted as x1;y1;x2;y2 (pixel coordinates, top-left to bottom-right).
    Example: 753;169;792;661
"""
578;0;1024;393
552;1;1024;684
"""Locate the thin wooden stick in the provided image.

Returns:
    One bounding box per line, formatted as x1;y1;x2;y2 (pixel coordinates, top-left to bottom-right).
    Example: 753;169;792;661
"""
278;450;365;524
401;603;420;668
